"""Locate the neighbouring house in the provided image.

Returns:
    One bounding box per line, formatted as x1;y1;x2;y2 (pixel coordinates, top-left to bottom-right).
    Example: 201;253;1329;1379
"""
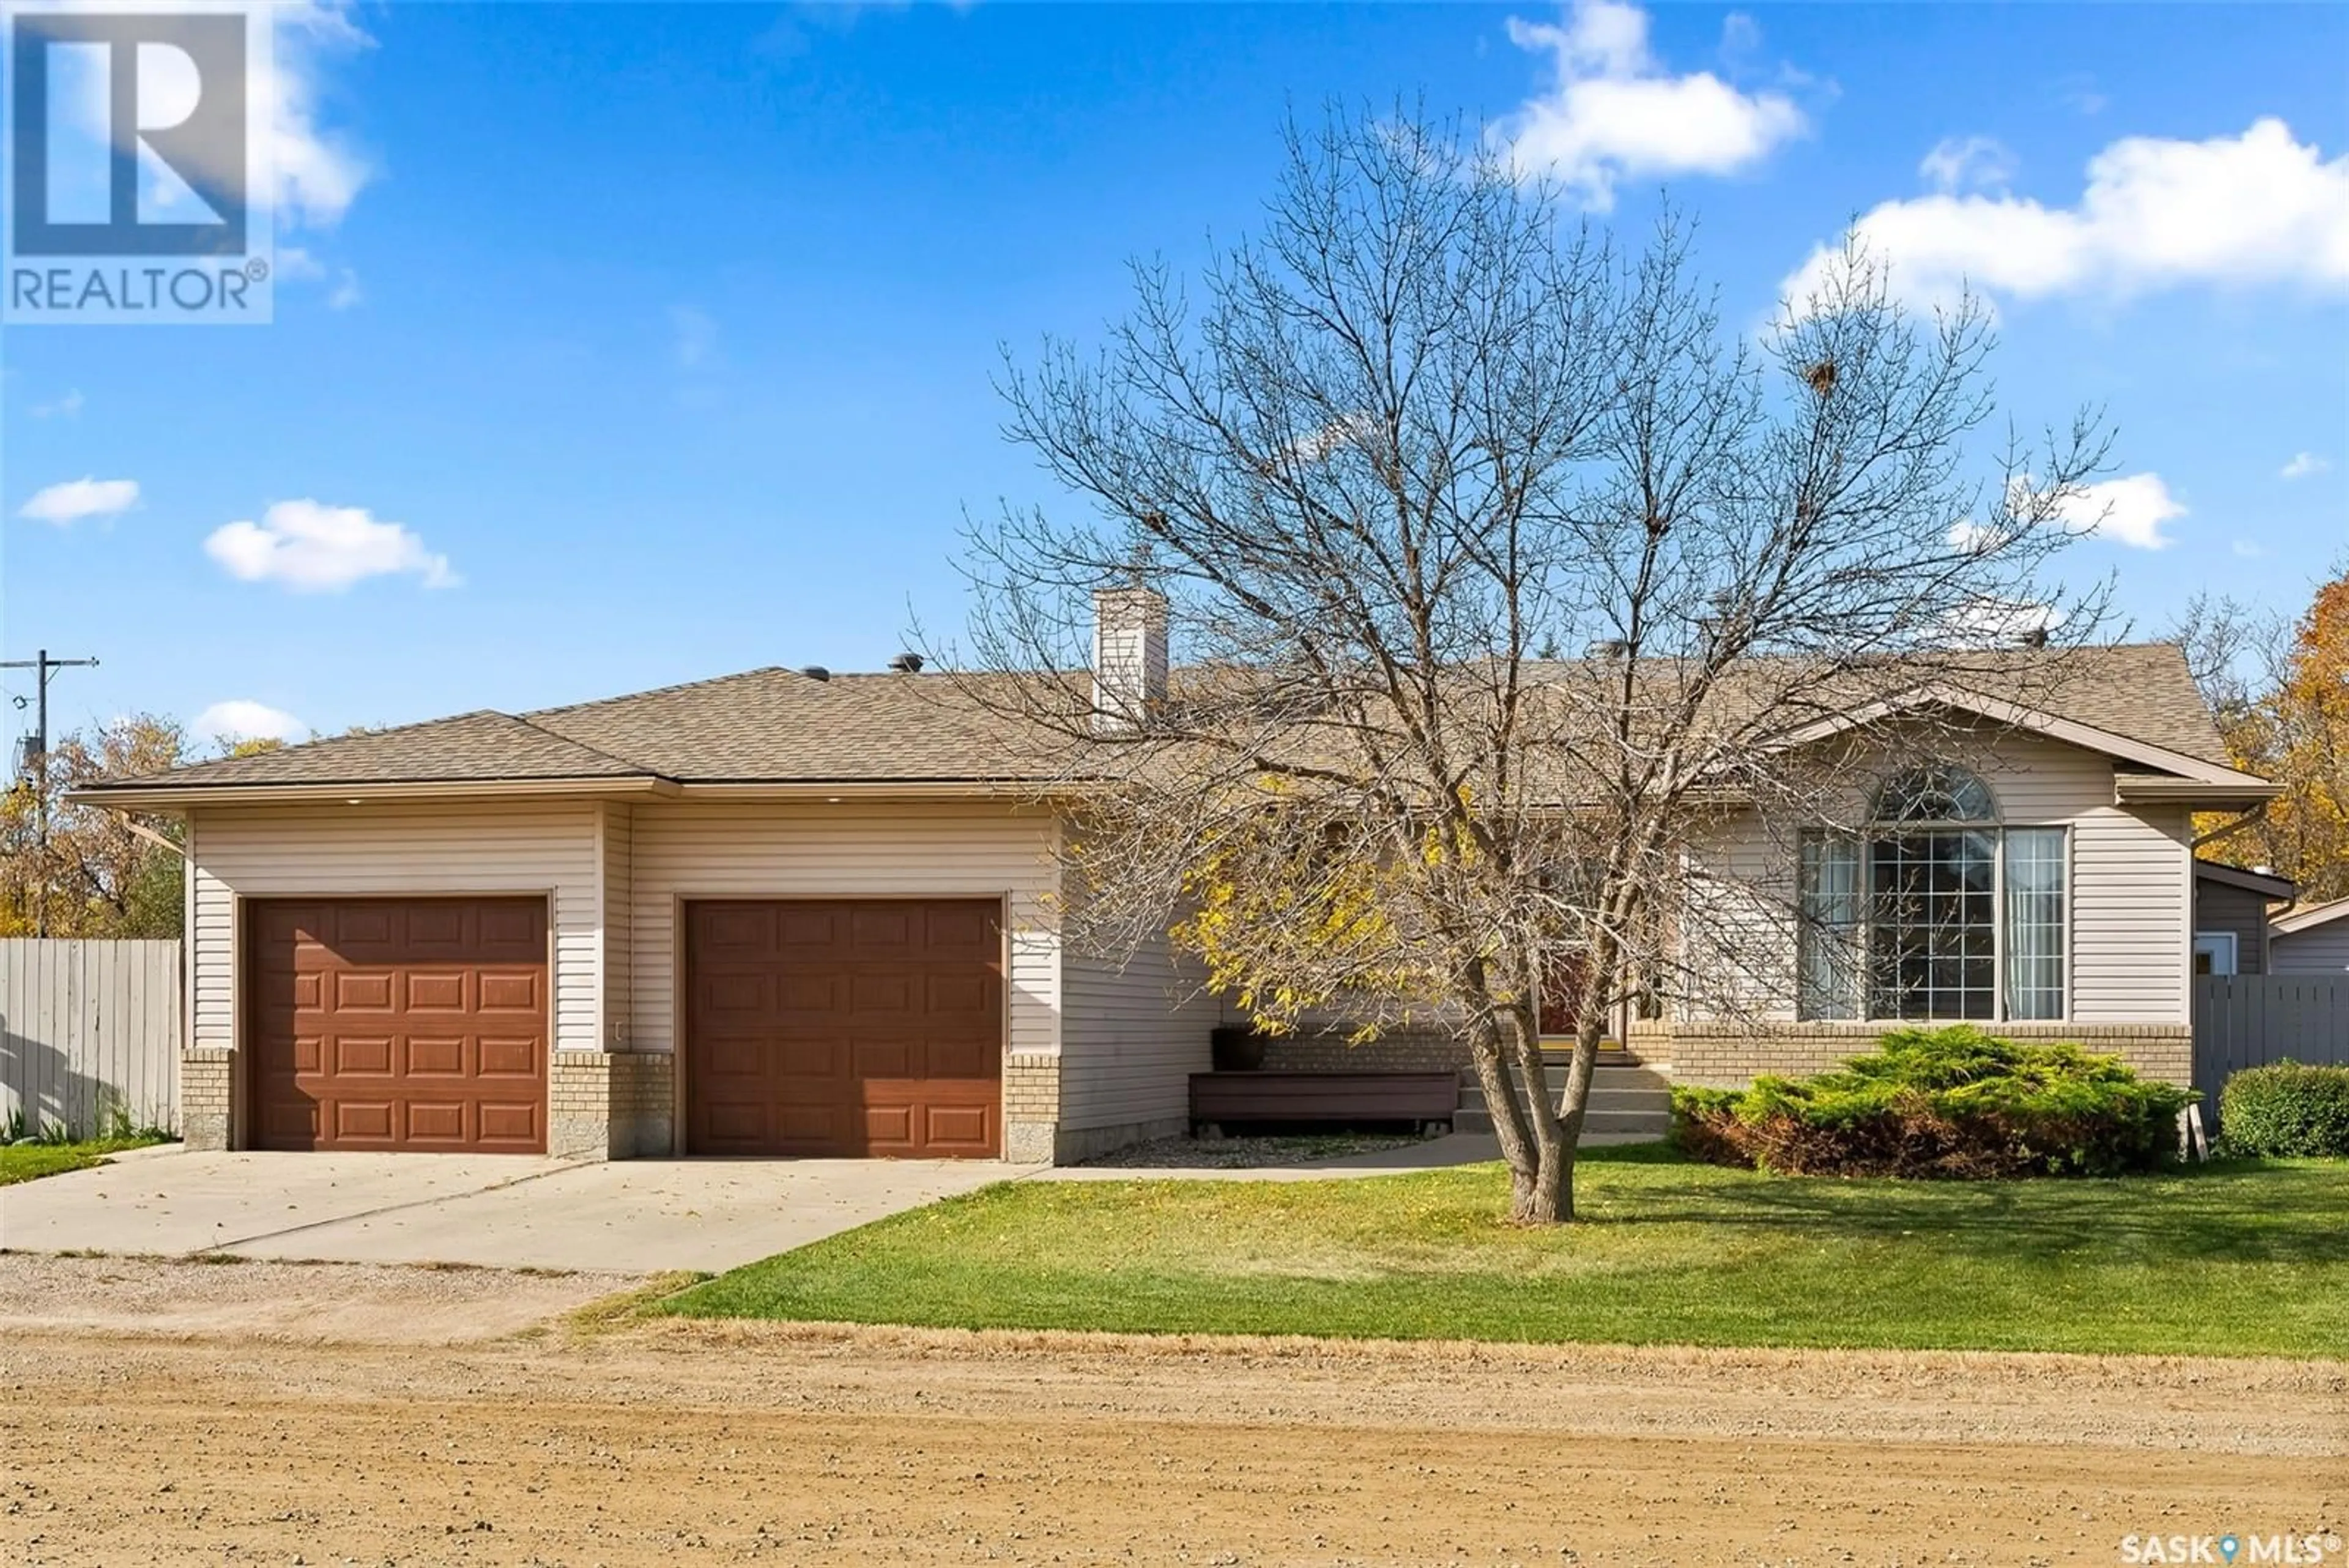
71;599;2277;1164
2270;897;2349;974
2191;860;2299;976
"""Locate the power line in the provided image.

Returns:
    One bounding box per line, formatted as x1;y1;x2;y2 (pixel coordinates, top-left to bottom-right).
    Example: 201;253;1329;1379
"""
2;650;100;937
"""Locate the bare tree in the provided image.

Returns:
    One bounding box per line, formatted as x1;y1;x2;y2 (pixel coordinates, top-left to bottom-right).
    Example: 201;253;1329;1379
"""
945;108;2108;1223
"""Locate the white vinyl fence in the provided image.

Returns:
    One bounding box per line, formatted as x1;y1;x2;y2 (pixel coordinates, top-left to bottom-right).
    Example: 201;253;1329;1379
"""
0;940;180;1137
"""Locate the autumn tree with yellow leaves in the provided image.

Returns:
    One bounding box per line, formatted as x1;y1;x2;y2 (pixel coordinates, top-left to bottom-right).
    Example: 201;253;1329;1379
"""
2183;565;2349;901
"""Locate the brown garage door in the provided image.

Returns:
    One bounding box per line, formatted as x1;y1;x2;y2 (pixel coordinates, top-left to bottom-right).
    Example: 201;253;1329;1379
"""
247;897;549;1153
686;899;1002;1157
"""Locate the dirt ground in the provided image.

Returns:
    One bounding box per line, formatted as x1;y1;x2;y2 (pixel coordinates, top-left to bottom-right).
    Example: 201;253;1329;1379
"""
0;1256;2342;1567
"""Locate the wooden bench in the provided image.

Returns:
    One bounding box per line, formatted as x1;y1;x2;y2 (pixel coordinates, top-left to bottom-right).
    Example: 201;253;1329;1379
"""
1188;1071;1458;1134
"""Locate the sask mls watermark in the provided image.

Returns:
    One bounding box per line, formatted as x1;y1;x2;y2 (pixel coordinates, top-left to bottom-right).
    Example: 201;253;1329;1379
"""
3;2;274;324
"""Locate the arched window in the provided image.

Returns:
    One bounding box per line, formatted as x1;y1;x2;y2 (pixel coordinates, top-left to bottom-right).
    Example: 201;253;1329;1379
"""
1798;765;2066;1023
1872;765;1997;824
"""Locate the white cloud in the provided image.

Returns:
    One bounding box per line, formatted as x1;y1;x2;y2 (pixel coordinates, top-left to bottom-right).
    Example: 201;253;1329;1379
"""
327;269;363;310
29;389;84;419
1918;135;2015;195
205;499;458;592
19;477;138;526
193;699;309;745
2280;451;2331;480
1497;0;1808;210
2233;539;2269;559
1785;119;2349;310
2049;473;2186;551
1937;595;2065;645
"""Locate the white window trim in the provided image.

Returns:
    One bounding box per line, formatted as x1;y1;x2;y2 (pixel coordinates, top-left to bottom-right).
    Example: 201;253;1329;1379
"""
1799;822;2073;1025
2192;931;2239;977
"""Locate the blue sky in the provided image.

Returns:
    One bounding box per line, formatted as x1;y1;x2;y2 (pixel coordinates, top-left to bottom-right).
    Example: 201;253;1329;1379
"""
4;1;2345;748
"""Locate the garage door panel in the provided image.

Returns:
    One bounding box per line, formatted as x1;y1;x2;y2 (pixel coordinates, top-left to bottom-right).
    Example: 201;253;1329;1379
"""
687;899;1002;1158
704;972;773;1014
477;1036;539;1077
401;1101;467;1143
333;971;397;1012
850;1038;915;1078
774;1039;846;1077
850;971;916;1016
703;904;779;951
476;1102;541;1148
922;904;994;951
332;1035;395;1076
332;1100;396;1142
403;1035;467;1077
924;1104;992;1153
849;906;915;953
477;971;541;1013
256;1091;317;1139
777;908;839;948
247;897;547;1153
402;970;467;1011
861;1104;916;1150
335;905;396;948
924;972;992;1014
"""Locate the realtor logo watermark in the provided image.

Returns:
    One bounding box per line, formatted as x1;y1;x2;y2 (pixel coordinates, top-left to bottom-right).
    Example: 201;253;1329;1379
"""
4;2;274;323
2121;1533;2345;1564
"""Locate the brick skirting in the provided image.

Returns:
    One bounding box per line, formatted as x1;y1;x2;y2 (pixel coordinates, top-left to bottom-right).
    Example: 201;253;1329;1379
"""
551;1050;678;1159
1003;1053;1061;1163
1633;1021;2194;1088
180;1047;234;1151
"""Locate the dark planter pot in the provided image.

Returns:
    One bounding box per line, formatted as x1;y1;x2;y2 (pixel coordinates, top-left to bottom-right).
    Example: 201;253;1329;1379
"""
1210;1025;1268;1072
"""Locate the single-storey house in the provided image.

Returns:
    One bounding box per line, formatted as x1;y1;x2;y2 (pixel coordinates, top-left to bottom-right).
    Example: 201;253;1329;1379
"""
2270;897;2349;974
74;601;2276;1164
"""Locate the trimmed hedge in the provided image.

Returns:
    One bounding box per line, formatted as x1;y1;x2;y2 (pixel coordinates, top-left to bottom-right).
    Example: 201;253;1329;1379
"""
1671;1025;2195;1178
2218;1062;2349;1157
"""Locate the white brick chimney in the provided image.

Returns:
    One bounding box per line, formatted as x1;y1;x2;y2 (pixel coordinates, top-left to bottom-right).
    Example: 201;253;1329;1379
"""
1091;586;1168;732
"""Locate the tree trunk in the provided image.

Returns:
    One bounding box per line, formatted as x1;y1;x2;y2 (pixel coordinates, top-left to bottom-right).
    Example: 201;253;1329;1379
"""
1513;1126;1572;1223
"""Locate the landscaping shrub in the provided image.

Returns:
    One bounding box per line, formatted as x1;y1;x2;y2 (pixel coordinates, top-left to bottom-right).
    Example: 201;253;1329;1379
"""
1669;1025;2195;1178
2218;1061;2349;1157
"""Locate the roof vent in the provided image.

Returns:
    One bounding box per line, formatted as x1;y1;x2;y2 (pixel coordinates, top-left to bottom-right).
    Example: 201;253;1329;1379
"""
798;664;831;682
888;652;925;674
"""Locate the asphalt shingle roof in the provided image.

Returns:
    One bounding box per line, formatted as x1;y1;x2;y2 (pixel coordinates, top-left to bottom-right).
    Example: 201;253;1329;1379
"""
76;642;2240;795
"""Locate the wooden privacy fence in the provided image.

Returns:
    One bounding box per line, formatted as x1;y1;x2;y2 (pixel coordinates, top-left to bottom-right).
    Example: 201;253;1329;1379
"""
0;940;180;1137
2192;974;2349;1120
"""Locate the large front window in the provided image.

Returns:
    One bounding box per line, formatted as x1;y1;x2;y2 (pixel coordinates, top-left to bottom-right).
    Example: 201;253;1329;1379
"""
1798;767;2067;1022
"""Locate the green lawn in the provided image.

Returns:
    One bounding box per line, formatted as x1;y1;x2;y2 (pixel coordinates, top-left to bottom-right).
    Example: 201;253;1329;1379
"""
661;1146;2349;1358
0;1138;168;1186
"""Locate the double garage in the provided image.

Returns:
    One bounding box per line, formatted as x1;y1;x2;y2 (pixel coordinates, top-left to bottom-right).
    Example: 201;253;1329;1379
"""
243;894;1006;1159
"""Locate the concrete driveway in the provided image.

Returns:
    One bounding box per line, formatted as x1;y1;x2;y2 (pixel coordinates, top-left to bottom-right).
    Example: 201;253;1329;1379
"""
0;1148;1019;1274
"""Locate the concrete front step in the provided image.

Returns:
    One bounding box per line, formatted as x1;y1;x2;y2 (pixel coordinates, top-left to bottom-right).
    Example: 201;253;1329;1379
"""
1452;1063;1674;1139
1451;1107;1669;1137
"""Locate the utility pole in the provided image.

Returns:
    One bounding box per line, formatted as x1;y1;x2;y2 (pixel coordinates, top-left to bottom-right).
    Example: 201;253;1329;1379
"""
2;650;100;937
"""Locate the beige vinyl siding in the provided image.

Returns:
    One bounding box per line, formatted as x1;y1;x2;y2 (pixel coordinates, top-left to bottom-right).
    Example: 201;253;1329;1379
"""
1683;729;2191;1025
1058;930;1220;1133
2272;918;2349;974
187;801;603;1055
599;803;634;1046
624;799;1062;1059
